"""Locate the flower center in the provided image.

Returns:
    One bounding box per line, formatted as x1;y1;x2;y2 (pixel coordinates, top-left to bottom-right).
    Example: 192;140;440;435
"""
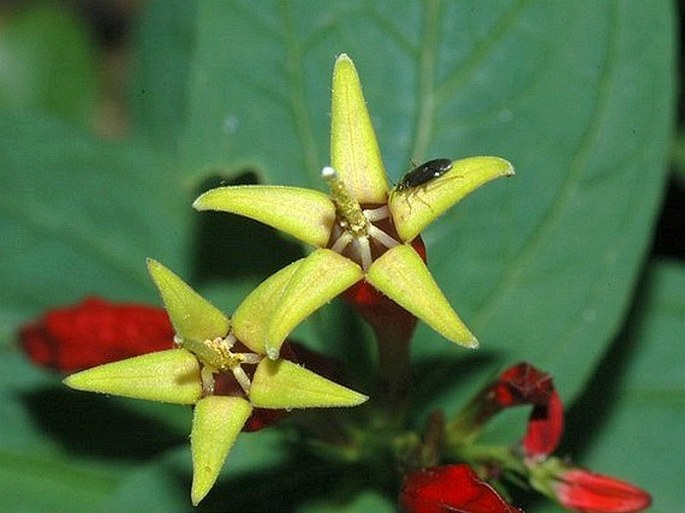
322;166;400;270
174;333;262;397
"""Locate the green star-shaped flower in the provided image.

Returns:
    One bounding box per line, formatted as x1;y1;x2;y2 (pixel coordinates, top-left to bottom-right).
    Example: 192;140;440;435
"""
193;54;514;359
64;258;367;505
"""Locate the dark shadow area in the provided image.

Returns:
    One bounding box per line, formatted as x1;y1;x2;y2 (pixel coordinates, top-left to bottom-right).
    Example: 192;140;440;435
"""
651;176;685;261
23;386;187;460
198;446;398;513
409;351;500;419
559;264;653;458
321;300;377;392
189;171;306;285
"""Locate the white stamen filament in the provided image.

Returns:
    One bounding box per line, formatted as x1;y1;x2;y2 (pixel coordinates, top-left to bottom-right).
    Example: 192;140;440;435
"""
239;353;263;365
356;236;372;271
363;205;390;222
232;366;252;395
368;225;399;249
223;332;237;349
331;231;354;253
201;365;216;396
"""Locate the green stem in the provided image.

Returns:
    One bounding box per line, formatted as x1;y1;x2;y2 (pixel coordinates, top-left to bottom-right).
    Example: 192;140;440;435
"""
366;299;417;425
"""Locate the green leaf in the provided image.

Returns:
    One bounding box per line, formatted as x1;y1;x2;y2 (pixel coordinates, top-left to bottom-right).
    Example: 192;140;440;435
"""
128;0;198;154
176;1;674;406
0;2;676;511
0;6;99;126
569;261;685;513
421;1;675;404
96;428;294;513
0;114;190;346
0;353;133;513
298;490;396;513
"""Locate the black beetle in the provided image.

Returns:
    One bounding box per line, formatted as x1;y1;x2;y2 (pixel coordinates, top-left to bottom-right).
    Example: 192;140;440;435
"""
395;158;453;193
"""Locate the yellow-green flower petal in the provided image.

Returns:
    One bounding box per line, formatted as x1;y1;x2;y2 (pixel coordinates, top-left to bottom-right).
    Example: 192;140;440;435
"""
63;349;202;404
366;245;478;348
389;156;515;241
249;358;368;409
231;259;303;354
147;258;229;342
264;248;364;359
190;396;252;505
331;54;389;204
193;185;336;247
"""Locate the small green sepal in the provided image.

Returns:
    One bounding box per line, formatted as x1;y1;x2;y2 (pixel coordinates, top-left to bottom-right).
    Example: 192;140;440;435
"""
264;248;364;359
366;245;478;347
193;185;336;247
147;259;230;342
331;54;389;204
231;258;303;354
190;396;253;505
389;156;514;241
249;358;368;409
63;349;202;404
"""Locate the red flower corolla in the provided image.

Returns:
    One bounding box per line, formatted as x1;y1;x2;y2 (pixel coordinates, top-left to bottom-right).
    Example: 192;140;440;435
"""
522;387;563;459
485;362;564;458
20;296;174;372
491;362;555;408
400;464;525;513
554;468;651;513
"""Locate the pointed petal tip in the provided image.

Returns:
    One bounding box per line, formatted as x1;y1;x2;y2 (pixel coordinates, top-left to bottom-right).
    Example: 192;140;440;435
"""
266;347;280;360
190;396;252;506
250;359;369;409
390;156;516;242
335;52;352;64
502;158;515;176
191;195;203;211
62;374;77;389
62;349;202;404
463;336;479;349
190;489;205;507
446;327;478;349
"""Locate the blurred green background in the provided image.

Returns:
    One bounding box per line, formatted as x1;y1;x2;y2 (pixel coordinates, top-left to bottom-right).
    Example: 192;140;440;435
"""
0;1;682;512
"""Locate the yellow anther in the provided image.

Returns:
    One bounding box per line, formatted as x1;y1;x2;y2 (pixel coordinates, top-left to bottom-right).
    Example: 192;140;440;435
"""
322;166;369;238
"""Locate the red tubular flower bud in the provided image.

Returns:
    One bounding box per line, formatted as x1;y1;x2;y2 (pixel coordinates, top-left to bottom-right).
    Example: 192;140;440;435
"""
449;362;564;455
554;468;651;513
19;296;174;372
400;464;525;513
522;389;564;459
493;362;555;408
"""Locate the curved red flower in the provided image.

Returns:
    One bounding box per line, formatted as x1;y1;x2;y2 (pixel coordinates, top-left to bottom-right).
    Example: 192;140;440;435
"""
554;468;651;513
400;464;525;513
522;388;564;459
473;362;564;458
20;296;174;372
492;362;555;408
